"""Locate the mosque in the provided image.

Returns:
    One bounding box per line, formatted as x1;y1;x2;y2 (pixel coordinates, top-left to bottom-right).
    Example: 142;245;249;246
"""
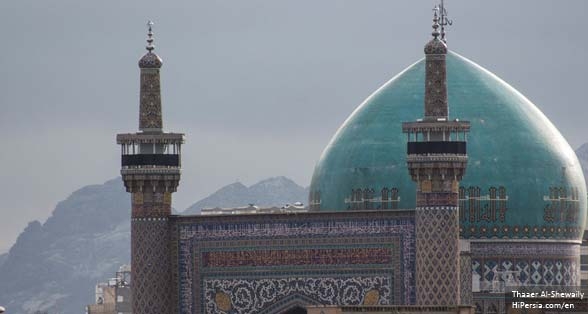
116;4;587;314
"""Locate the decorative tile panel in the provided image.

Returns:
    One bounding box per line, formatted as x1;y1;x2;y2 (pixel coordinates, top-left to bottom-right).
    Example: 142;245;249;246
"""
204;276;390;314
172;212;416;313
470;242;580;288
415;206;460;305
132;219;172;314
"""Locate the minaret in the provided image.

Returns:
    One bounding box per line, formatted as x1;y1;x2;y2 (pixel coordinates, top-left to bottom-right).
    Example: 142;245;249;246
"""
116;21;184;314
402;7;469;306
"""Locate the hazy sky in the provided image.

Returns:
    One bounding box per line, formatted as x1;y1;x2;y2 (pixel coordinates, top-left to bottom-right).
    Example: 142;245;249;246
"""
0;0;586;253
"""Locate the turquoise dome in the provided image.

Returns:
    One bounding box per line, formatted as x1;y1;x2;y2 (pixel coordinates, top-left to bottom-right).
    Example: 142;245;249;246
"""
310;51;586;241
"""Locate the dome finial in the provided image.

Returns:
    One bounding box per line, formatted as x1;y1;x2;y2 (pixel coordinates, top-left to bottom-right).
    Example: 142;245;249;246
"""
139;20;163;68
439;0;453;43
432;6;441;39
146;20;155;52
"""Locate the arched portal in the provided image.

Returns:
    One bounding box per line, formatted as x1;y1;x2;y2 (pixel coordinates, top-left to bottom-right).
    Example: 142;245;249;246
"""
282;306;307;314
262;293;318;314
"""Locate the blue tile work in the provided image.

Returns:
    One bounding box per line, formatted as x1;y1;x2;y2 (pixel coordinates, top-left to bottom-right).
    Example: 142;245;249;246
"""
171;211;416;313
204;276;390;313
470;241;580;287
415;206;461;305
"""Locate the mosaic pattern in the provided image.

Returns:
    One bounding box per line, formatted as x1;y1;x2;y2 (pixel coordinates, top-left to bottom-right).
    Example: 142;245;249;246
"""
543;186;581;223
470;242;580;287
202;247;392;268
416;206;460;305
424;39;448;55
204;276;390;313
344;187;400;210
174;212;416;313
472;295;505;314
472;258;578;287
132;191;172;218
139;70;163;130
132;219;172;314
139;52;163;68
424;53;448;118
177;215;414;241
459;185;583;239
461;224;583;240
416;192;458;207
460;252;473;306
424;13;448;118
459;186;508;224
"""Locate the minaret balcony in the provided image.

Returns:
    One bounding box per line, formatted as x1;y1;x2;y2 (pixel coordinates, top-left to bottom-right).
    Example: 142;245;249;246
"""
121;154;180;167
407;141;466;155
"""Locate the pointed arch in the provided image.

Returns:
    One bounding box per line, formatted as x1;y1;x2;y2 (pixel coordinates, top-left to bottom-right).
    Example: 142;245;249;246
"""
260;293;319;314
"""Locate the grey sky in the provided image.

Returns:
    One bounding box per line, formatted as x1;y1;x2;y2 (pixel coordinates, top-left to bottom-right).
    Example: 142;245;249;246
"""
0;0;586;253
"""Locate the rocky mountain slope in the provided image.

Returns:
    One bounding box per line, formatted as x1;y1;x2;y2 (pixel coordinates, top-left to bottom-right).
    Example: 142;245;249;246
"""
0;176;307;314
0;178;130;314
183;176;309;214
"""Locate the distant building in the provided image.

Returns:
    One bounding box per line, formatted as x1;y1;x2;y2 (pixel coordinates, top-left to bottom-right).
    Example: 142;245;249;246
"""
201;203;307;215
86;265;131;314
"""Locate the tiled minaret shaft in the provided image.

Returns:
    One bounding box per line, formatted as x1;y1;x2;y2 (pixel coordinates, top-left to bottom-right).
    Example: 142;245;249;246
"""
139;22;163;132
116;21;185;314
402;8;470;306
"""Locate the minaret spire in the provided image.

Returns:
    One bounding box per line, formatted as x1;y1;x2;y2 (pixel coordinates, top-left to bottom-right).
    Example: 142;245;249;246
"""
138;20;163;132
423;5;449;121
432;6;440;39
146;20;155;52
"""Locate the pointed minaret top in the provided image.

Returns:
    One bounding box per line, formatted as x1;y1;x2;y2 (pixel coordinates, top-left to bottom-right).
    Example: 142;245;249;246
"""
146;21;155;52
138;21;163;131
432;6;441;39
424;5;447;55
139;20;163;68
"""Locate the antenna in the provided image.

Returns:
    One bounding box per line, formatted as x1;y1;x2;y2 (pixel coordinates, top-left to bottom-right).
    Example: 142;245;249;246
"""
439;0;453;42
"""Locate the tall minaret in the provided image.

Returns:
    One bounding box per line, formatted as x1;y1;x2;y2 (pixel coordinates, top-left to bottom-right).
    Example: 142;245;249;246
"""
402;7;470;306
116;21;184;314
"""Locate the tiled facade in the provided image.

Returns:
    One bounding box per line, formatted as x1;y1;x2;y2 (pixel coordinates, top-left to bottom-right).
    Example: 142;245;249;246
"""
170;211;416;313
469;241;581;314
415;207;460;305
471;242;580;287
459;185;583;240
131;218;173;313
460;250;473;306
118;11;586;314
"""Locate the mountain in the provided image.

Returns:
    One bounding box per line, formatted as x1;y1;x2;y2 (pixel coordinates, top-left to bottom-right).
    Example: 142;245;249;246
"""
0;178;130;314
576;143;588;182
183;176;309;214
0;252;6;268
0;176;307;314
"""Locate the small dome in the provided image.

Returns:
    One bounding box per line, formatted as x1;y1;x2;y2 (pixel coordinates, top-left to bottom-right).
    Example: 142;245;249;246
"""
138;52;163;68
310;51;587;242
424;38;447;54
